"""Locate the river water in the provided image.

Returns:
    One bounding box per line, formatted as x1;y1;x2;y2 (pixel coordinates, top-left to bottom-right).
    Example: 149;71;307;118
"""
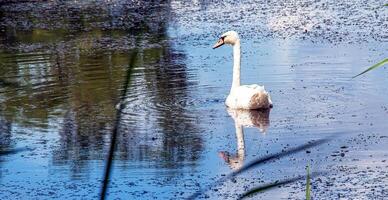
0;1;387;199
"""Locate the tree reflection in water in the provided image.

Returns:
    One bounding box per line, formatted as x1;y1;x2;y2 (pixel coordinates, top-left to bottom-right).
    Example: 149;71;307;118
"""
0;0;202;178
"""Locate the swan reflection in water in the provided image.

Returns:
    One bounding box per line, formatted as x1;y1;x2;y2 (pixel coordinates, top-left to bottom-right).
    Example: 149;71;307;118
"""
219;108;270;170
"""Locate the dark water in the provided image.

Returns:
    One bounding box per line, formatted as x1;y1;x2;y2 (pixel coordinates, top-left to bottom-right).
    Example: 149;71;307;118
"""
0;1;387;199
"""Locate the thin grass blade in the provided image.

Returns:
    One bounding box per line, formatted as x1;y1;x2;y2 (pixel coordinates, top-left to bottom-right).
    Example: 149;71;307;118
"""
100;51;137;200
352;58;388;78
239;171;323;200
239;177;303;199
306;165;311;200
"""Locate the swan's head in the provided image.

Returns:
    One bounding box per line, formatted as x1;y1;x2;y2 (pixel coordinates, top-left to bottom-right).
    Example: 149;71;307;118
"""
213;31;240;49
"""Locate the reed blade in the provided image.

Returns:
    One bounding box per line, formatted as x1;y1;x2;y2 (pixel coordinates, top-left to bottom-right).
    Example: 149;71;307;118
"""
99;51;137;200
239;177;303;199
352;58;388;78
239;171;322;200
306;165;311;200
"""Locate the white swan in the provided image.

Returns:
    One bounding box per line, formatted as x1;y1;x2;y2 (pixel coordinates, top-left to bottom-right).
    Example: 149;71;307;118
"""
213;31;273;109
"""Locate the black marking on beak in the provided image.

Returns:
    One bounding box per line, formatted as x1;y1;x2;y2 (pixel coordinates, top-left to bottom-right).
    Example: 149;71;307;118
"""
213;36;226;49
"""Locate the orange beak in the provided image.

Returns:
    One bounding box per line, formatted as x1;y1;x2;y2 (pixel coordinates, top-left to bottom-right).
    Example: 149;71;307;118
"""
212;38;225;49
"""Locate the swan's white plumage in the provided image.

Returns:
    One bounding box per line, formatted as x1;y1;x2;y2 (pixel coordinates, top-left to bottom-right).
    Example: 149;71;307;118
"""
226;84;272;109
213;31;273;109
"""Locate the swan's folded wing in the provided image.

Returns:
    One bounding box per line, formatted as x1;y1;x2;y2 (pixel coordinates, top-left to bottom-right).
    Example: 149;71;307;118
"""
244;84;266;92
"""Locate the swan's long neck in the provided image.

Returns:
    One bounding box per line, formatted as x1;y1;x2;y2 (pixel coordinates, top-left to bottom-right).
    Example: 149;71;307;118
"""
231;40;241;92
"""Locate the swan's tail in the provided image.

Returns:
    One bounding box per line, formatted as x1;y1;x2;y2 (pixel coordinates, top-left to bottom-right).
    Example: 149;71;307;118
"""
250;91;272;109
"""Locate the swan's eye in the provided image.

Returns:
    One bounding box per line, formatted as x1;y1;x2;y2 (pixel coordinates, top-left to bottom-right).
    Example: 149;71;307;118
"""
221;36;226;41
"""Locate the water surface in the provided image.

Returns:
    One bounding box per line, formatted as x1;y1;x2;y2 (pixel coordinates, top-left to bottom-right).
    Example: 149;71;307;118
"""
0;1;387;199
